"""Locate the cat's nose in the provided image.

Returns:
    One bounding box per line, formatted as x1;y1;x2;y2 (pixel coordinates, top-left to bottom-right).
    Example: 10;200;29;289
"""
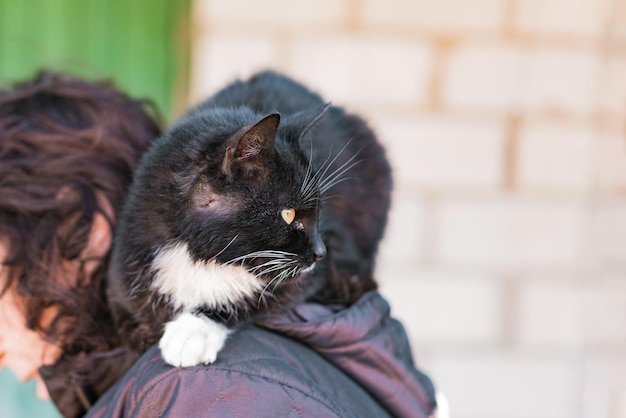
311;229;326;262
313;241;326;262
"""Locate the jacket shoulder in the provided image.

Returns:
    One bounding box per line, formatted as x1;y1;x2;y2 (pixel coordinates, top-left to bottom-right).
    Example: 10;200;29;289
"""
87;328;380;418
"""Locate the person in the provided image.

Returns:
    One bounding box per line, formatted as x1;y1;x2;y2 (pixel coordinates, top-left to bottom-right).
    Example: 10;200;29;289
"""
0;71;162;416
0;71;439;418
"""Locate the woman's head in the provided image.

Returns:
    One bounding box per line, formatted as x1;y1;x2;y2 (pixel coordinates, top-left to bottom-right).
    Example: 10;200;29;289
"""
0;71;161;377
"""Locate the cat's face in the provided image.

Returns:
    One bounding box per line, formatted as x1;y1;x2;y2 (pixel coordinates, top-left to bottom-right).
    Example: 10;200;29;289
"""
178;113;326;289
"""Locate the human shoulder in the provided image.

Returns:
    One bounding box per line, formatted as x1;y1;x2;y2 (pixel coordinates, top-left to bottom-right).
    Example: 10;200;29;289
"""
88;327;358;418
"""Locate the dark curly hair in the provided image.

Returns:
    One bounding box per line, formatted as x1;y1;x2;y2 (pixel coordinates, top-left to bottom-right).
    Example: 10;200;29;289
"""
0;71;162;357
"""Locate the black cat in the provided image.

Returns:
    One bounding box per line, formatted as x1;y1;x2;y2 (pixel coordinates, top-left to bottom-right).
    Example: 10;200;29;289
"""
108;71;392;367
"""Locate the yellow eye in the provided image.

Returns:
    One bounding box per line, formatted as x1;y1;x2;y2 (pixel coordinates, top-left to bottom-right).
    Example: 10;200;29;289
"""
281;208;296;225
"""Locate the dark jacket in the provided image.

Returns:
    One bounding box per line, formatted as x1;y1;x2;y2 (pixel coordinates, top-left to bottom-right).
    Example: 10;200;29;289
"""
42;291;436;417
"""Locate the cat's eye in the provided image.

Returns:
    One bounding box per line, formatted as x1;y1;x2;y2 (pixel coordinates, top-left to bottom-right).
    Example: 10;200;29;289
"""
281;208;296;225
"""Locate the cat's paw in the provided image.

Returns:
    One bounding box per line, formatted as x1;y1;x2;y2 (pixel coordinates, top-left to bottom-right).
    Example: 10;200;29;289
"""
159;312;231;367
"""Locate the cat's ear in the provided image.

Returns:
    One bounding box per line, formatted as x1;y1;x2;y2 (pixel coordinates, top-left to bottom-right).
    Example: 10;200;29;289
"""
222;113;280;177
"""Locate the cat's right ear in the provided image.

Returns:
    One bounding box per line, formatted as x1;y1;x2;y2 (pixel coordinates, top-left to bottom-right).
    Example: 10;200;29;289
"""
222;113;280;178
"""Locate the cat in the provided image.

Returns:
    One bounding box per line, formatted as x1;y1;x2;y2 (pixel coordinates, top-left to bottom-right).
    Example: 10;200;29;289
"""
108;71;392;367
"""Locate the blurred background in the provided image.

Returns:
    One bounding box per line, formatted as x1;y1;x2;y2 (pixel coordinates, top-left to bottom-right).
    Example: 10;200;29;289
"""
1;0;626;417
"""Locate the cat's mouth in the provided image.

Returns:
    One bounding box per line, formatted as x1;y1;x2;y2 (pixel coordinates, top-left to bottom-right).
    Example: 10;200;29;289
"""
299;263;316;275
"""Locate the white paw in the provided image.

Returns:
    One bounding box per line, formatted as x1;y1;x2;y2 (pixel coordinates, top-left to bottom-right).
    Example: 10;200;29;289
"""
159;312;231;367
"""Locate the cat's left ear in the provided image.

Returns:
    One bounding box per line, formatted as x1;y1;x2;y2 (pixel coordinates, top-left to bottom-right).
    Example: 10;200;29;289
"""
222;113;280;177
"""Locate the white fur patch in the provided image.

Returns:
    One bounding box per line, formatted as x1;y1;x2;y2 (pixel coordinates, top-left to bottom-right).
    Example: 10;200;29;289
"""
159;312;231;367
151;242;263;311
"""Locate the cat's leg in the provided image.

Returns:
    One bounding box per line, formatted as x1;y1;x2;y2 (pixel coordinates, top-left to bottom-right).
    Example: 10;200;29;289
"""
159;312;231;367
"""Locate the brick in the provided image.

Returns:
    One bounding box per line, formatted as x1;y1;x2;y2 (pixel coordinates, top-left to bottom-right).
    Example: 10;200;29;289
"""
600;56;626;114
582;357;626;418
515;0;612;38
377;197;425;265
380;273;502;345
199;0;350;27
190;36;277;103
590;202;626;265
443;42;522;109
618;390;626;418
428;354;579;418
361;0;506;32
517;281;583;348
443;43;606;116
376;116;505;188
519;47;600;114
436;198;587;268
580;276;626;346
594;133;626;191
288;37;432;106
517;121;594;191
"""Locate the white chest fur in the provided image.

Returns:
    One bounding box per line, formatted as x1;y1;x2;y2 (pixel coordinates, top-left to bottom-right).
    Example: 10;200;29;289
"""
150;242;263;311
150;242;263;367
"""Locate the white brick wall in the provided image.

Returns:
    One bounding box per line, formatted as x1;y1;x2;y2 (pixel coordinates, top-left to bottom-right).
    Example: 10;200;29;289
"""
381;273;502;346
601;56;626;115
582;358;626;418
198;0;350;27
591;202;626;266
361;0;507;33
190;36;277;104
376;115;505;188
515;0;612;38
377;196;426;265
443;42;523;109
190;1;626;417
517;280;583;348
429;354;581;418
288;37;432;106
580;276;626;346
519;47;600;114
517;121;594;191
594;132;626;191
436;198;587;269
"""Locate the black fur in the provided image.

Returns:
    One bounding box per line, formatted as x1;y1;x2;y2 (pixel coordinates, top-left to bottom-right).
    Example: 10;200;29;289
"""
108;71;392;351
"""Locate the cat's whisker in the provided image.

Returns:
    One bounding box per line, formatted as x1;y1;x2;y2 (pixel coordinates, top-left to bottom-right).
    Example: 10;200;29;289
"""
300;140;360;203
298;102;332;197
255;256;304;306
248;259;287;271
315;140;354;187
248;260;293;274
300;142;315;197
320;173;359;194
225;250;297;265
317;155;361;194
300;146;334;200
271;266;301;293
212;235;239;260
253;260;298;277
257;269;289;307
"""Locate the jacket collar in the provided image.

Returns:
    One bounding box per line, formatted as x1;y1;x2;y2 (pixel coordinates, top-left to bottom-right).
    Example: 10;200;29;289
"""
256;291;437;417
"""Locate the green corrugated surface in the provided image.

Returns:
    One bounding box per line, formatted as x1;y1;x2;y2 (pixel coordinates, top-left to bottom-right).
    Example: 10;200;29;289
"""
0;1;190;417
0;0;190;119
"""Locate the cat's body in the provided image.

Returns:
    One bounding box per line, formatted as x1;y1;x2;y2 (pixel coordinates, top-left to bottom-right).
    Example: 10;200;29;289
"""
108;71;392;367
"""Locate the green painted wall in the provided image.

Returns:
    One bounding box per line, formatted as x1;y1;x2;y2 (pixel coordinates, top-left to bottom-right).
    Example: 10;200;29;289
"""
0;0;190;119
0;1;190;417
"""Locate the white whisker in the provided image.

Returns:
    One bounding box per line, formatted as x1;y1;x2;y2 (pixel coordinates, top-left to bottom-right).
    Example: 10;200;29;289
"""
225;250;297;265
212;235;238;259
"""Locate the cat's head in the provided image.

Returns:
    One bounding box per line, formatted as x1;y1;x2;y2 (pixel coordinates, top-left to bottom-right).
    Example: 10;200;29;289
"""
183;111;326;269
131;109;330;310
